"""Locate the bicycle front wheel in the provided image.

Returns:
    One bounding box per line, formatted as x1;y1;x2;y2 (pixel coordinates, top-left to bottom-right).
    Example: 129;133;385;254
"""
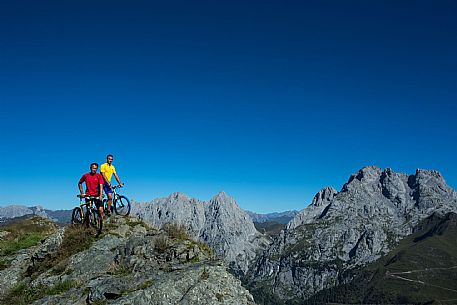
114;195;131;216
71;207;83;224
89;210;103;236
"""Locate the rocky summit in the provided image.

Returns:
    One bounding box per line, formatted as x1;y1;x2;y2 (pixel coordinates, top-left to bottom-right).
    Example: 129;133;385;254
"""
0;215;256;305
132;191;270;275
246;166;457;303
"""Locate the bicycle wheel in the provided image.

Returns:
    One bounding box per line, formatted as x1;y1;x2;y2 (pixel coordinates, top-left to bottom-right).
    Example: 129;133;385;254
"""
114;195;131;216
89;210;103;236
71;207;83;224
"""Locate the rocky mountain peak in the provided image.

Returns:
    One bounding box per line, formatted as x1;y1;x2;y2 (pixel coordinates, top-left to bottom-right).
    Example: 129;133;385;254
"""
342;165;382;191
168;191;191;201
311;186;338;207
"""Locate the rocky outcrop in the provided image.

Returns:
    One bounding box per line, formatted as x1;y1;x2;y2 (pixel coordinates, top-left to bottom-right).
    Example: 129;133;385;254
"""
246;166;457;302
132;191;270;275
0;216;256;305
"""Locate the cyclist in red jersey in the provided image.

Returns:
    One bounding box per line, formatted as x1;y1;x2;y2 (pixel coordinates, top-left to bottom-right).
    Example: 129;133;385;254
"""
78;163;105;220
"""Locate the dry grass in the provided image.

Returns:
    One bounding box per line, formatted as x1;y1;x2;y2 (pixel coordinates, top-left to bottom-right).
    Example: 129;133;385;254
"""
163;223;190;240
154;236;169;253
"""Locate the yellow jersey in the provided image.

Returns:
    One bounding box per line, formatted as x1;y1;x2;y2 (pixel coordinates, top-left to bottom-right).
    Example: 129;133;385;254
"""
100;163;117;183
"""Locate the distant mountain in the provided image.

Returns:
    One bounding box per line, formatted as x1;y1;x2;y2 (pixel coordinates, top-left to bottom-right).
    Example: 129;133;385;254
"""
0;205;71;224
246;210;299;224
305;212;457;304
131;191;271;275
246;166;457;304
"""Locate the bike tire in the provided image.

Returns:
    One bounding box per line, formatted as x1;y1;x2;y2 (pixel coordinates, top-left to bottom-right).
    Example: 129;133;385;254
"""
71;207;83;224
89;210;103;236
114;195;131;216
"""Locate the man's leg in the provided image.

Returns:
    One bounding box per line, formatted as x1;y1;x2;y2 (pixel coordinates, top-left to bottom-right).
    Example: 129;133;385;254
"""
98;205;105;220
107;192;113;215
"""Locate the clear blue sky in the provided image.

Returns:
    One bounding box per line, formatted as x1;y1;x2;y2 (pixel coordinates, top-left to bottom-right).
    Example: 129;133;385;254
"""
1;1;456;213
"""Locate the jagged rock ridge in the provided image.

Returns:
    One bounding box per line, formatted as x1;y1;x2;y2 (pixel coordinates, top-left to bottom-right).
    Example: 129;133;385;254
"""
246;166;457;303
131;191;270;275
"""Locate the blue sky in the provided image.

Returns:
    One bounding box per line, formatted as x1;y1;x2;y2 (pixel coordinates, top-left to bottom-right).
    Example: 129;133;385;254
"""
1;1;456;212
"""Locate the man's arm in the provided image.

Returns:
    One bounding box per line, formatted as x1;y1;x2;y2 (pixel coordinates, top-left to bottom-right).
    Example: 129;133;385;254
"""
100;164;110;186
78;183;84;195
101;172;111;187
114;173;123;186
99;183;103;201
78;175;85;196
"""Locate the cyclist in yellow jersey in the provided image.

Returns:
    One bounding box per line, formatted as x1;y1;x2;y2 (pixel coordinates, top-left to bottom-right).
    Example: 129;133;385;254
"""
100;154;124;216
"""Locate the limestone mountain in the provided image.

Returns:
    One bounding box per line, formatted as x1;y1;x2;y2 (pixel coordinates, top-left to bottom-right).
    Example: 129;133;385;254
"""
246;166;457;304
131;191;270;275
305;212;457;304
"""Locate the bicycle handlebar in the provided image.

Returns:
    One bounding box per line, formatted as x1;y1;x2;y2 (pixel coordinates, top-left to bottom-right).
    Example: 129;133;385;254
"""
111;184;125;190
77;195;102;199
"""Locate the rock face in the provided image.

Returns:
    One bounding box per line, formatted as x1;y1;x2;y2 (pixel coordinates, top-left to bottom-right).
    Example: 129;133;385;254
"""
246;166;457;303
132;191;270;275
0;216;256;305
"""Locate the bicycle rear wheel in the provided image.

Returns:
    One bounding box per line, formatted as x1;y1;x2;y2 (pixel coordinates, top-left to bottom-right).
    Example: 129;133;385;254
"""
71;207;83;224
114;195;131;216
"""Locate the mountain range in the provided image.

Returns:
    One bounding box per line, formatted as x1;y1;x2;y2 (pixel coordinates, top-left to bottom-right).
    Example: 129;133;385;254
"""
1;166;457;304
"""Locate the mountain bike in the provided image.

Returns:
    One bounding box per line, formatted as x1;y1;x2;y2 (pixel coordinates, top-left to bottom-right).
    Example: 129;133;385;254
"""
72;195;103;236
103;185;131;216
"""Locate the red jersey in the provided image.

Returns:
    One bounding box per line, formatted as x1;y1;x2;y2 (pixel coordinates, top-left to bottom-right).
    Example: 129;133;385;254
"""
79;173;104;196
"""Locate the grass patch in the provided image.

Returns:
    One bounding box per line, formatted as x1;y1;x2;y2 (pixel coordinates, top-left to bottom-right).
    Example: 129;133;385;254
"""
46;279;75;295
27;224;97;277
107;262;132;277
121;279;154;295
163;223;189;240
216;292;224;302
1;234;44;256
0;216;57;257
0;258;10;270
201;268;210;280
189;255;200;263
1;279;75;305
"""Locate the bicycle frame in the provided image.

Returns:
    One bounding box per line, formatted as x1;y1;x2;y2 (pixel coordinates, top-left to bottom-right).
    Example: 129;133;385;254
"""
76;195;103;221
